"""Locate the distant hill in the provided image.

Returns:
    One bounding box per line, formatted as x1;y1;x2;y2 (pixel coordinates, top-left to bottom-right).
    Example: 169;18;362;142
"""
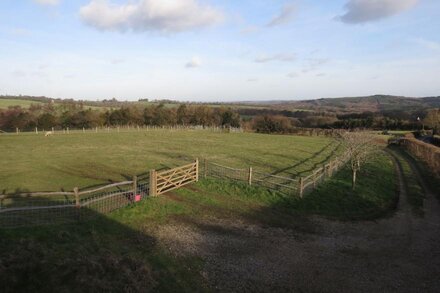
265;95;440;113
1;94;439;114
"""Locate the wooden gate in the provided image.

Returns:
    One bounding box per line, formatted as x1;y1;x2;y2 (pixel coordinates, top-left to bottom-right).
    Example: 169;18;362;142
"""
149;159;198;196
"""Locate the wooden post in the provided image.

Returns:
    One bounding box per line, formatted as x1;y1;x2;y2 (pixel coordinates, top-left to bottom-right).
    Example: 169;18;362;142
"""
52;127;54;133
204;159;208;178
248;167;253;186
67;127;70;134
195;158;199;182
133;175;138;200
95;127;98;133
16;127;18;134
35;127;38;134
83;127;85;133
299;177;304;198
74;187;80;207
149;170;157;196
313;171;317;188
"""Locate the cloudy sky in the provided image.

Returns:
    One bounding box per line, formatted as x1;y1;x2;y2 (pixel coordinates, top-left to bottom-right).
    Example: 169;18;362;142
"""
0;0;439;101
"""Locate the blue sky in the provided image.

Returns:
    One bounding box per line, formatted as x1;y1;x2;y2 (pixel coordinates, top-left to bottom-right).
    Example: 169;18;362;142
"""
0;0;439;101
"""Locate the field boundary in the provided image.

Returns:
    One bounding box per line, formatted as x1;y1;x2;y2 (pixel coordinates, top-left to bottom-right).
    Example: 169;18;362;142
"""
0;151;349;229
203;151;350;197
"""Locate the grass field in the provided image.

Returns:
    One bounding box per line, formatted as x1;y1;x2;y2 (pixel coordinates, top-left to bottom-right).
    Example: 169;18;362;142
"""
0;149;398;291
0;98;43;109
0;130;341;193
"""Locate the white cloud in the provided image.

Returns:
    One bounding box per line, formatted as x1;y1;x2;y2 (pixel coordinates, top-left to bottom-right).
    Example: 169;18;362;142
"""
255;53;296;63
33;0;60;5
287;72;299;78
111;58;125;64
80;0;223;33
302;58;329;73
267;3;296;27
185;57;202;68
411;38;440;51
338;0;418;24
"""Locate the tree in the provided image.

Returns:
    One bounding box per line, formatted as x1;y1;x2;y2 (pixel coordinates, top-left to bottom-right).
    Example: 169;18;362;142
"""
341;132;376;190
424;109;440;135
252;115;293;133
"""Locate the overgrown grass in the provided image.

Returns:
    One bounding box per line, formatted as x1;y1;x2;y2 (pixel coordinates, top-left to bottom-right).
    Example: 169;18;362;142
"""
0;130;341;193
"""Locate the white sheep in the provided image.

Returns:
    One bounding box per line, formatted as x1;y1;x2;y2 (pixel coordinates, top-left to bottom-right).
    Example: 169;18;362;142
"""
45;131;53;137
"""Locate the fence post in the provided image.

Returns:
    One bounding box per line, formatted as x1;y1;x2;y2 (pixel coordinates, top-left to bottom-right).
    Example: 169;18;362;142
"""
74;187;80;207
248;167;253;186
16;127;18;134
133;175;138;200
313;171;317;188
204;159;208;179
299;177;304;198
35;127;38;134
149;170;157;196
195;158;199;182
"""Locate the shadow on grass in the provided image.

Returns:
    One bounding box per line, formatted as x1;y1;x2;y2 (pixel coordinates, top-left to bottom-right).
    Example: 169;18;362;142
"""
0;198;206;293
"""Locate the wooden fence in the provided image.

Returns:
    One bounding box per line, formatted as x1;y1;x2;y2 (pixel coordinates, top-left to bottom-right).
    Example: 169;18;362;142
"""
203;151;350;197
0;152;349;229
0;160;200;229
149;160;199;196
2;125;244;135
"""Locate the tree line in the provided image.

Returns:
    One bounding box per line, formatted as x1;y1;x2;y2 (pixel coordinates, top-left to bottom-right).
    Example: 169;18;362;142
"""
0;103;241;131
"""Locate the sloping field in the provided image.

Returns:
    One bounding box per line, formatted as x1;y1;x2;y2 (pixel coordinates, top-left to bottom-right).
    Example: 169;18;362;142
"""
0;130;341;193
0;99;43;109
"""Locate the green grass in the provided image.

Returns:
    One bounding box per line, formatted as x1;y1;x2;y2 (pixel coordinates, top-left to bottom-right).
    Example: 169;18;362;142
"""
0;98;43;109
283;151;398;220
0;210;207;292
0;148;399;292
389;147;425;215
0;130;341;193
395;148;440;201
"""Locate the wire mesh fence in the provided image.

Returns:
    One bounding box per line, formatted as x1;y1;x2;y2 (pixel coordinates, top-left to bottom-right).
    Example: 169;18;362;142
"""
203;152;350;197
1;152;350;229
0;180;150;229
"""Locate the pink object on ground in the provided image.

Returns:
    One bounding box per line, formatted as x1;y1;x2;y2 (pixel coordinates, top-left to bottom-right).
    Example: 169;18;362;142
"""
135;195;141;202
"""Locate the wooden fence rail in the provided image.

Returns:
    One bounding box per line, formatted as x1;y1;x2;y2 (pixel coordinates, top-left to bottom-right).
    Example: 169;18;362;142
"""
0;152;349;229
149;160;199;196
203;151;350;197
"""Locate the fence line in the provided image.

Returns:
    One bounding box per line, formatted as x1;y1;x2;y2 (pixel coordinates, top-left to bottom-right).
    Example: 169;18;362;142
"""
1;125;244;135
0;152;349;228
203;151;350;198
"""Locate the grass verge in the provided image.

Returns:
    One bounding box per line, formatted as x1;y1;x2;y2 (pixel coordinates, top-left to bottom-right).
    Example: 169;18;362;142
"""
388;147;425;216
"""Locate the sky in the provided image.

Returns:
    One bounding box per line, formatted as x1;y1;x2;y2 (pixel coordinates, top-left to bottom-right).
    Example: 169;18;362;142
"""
0;0;439;102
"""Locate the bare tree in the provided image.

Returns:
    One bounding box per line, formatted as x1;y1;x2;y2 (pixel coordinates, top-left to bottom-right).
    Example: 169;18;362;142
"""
341;132;376;190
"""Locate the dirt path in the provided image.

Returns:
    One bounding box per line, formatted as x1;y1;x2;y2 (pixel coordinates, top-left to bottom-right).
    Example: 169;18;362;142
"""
153;152;440;292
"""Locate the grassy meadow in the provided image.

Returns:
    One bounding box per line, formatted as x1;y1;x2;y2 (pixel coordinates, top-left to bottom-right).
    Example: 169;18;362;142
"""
0;98;43;109
0;151;399;291
0;130;341;193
